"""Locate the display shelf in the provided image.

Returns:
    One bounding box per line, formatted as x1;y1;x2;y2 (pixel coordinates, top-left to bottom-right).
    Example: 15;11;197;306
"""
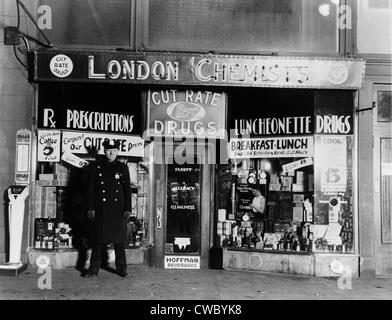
227;247;312;255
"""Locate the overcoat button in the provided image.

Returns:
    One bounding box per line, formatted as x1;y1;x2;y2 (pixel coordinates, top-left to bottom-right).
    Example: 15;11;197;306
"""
115;199;118;202
101;181;104;184
99;173;102;177
103;198;107;202
102;190;106;193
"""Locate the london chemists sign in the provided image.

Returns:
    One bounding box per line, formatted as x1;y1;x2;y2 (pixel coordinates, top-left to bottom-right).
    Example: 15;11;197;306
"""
34;50;365;89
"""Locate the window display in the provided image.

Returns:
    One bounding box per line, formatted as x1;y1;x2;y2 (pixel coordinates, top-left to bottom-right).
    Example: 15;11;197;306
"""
34;157;151;251
217;134;354;254
217;157;314;253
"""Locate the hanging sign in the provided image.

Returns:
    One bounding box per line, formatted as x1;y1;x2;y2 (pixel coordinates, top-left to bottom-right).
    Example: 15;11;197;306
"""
62;131;144;157
15;129;32;185
61;152;89;169
281;157;313;173
37;130;61;162
228;136;314;159
315;136;347;193
34;50;365;90
146;89;226;139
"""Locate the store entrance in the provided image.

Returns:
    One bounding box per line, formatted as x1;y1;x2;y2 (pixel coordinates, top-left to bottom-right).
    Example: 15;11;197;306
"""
166;163;201;254
150;142;214;269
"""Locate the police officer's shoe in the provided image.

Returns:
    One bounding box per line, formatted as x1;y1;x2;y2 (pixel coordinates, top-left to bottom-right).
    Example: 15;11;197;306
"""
117;270;128;278
82;270;98;278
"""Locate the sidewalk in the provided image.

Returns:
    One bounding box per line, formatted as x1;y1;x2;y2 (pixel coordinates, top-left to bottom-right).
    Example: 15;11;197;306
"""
1;265;392;300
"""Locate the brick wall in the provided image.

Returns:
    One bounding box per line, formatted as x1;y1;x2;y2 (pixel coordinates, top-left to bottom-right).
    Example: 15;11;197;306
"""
0;0;38;262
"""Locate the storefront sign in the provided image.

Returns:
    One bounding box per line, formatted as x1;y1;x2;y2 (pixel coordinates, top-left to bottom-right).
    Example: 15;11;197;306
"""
15;129;32;185
146;90;226;138
234;116;313;136
49;54;73;78
37;130;61;162
164;255;200;269
40;107;137;134
315;136;347;192
315;115;352;134
62;131;144;157
281;157;313;173
34;50;365;90
228;136;314;159
38;83;142;135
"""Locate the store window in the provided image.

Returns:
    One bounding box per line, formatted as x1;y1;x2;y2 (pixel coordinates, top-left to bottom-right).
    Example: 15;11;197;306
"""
39;0;132;47
216;88;355;254
377;90;392;122
145;0;339;53
357;0;392;54
34;83;151;252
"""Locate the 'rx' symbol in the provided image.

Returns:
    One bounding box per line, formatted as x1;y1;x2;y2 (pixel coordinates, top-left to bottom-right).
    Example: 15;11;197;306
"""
43;108;56;128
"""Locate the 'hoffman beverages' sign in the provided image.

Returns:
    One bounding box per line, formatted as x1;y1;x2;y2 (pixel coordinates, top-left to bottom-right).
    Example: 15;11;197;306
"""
146;90;226;139
34;50;365;90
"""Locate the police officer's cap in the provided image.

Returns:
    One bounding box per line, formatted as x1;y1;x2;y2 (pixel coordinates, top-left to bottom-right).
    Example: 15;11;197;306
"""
102;139;120;150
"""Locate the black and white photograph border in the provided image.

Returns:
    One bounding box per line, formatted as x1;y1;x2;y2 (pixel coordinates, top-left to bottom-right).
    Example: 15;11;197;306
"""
0;0;392;309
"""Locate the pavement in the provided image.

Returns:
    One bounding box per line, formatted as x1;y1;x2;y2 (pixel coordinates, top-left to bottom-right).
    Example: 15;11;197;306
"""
1;265;392;300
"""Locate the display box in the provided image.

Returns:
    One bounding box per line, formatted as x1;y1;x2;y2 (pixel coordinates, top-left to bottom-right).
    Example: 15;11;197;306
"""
281;176;293;191
39;174;57;181
269;183;281;191
36;180;61;186
292;184;305;192
54;162;70;175
293;206;304;222
308;174;314;191
296;171;305;184
293;194;305;204
218;209;227;222
35;186;57;218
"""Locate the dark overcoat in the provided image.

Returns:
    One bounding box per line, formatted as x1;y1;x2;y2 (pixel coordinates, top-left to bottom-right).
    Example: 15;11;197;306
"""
86;158;131;244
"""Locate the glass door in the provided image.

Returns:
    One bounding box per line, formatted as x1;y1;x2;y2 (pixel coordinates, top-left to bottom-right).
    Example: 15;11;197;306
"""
166;163;201;254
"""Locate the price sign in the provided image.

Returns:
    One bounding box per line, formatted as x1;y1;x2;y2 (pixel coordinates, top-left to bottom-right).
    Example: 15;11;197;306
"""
316;136;347;192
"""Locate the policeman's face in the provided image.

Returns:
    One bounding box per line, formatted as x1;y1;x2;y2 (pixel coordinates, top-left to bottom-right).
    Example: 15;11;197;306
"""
104;148;119;162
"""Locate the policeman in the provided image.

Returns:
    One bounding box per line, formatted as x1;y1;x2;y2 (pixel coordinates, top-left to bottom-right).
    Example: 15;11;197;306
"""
83;139;132;278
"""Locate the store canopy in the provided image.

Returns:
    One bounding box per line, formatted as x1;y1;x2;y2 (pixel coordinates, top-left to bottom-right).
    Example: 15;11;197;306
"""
31;49;365;90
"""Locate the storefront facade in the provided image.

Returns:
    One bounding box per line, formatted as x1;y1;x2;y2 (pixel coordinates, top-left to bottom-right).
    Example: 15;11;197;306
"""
26;49;365;275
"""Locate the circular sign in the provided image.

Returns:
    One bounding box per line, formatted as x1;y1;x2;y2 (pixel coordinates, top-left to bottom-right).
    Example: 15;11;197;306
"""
259;171;267;179
330;259;345;274
328;62;349;85
50;54;73;78
36;255;50;269
249;254;263;269
329;197;339;207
